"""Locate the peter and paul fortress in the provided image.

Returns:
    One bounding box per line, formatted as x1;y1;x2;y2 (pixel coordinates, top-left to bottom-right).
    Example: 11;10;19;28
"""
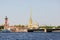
0;8;59;32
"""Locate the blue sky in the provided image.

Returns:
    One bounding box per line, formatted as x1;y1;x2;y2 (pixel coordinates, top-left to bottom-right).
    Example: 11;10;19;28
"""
0;0;60;26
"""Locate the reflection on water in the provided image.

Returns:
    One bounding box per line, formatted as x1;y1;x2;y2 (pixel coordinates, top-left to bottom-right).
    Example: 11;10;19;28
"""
0;32;60;40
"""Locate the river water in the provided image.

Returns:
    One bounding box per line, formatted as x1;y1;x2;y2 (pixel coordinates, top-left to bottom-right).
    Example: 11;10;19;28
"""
0;32;60;40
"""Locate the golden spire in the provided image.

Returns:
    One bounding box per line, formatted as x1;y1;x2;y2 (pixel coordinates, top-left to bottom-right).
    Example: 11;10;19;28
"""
28;7;33;29
29;7;32;25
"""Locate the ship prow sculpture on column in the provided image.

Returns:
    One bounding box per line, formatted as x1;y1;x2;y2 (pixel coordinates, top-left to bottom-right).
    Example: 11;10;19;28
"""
1;16;11;32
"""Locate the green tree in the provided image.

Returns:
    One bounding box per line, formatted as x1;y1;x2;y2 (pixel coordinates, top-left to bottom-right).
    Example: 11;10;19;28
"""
0;26;4;31
56;26;60;29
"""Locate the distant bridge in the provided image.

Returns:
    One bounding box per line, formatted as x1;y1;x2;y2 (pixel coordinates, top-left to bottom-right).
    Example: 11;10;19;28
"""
27;28;60;32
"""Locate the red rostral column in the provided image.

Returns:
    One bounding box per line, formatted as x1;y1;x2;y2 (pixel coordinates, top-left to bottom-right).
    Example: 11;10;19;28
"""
4;16;9;30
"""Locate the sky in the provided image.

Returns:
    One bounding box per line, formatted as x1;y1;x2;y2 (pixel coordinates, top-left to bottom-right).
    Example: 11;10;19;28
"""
0;0;60;26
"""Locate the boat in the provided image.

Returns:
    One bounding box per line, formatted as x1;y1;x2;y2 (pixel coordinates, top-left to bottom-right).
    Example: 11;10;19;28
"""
0;29;11;33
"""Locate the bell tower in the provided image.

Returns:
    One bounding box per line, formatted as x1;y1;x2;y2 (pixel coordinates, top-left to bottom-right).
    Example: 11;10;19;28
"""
4;16;9;30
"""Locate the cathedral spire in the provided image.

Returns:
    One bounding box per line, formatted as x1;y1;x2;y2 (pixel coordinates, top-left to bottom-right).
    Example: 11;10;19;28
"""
28;7;33;29
30;7;32;19
30;7;32;25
